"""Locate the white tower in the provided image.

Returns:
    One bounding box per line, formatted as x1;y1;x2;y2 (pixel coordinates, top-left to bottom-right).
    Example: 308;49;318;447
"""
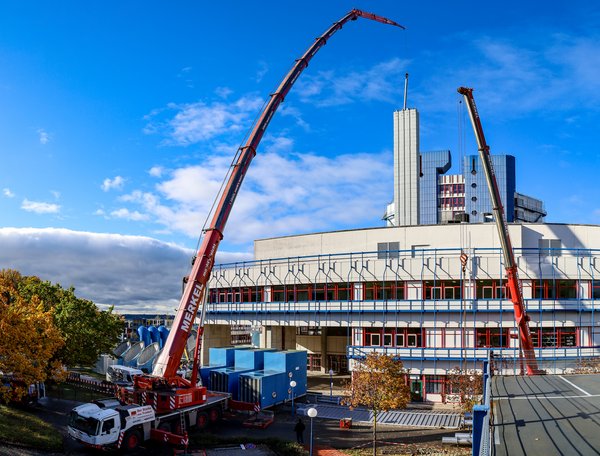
393;108;420;226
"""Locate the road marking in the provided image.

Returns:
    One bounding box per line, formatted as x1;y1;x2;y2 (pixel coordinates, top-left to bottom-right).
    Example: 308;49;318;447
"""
493;403;500;445
494;393;600;400
558;375;592;396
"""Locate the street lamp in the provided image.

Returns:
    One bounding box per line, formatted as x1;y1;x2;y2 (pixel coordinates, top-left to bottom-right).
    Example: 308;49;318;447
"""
290;380;297;416
329;369;334;399
307;407;318;456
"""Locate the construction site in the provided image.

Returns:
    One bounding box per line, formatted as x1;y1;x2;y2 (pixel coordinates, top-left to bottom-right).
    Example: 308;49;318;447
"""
2;5;600;456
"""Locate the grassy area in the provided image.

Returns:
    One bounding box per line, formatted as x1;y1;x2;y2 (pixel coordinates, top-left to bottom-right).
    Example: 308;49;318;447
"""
0;404;63;451
46;381;107;402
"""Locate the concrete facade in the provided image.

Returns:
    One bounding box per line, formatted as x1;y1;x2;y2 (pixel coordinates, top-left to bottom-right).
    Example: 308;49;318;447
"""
393;108;419;226
206;222;600;402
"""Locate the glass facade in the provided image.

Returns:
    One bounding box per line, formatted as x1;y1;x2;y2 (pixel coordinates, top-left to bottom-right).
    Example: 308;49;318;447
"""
419;150;451;225
464;154;516;223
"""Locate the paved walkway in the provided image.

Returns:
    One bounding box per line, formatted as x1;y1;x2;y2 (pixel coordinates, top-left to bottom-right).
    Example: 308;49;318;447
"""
297;403;462;429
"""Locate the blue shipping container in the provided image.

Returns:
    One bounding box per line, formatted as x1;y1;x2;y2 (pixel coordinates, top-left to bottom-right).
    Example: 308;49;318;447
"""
264;350;308;397
239;370;288;409
235;348;277;370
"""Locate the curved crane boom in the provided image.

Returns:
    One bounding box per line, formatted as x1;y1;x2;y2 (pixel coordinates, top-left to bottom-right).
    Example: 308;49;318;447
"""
150;9;403;384
458;87;542;375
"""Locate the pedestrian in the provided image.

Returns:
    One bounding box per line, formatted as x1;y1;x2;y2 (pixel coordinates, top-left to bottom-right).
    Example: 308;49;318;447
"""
294;417;306;444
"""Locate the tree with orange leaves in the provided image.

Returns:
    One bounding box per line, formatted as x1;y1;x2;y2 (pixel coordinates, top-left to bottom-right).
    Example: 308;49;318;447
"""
342;353;410;456
0;269;65;403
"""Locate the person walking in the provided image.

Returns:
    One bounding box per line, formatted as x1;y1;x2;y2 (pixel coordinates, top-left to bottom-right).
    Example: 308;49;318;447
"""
294;418;306;444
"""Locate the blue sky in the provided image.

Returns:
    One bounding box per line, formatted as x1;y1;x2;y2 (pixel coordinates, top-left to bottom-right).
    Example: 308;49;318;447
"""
1;1;599;312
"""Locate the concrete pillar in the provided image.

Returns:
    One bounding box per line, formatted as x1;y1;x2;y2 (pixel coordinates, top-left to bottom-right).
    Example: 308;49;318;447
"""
200;324;231;365
260;325;295;350
321;328;329;373
283;326;297;350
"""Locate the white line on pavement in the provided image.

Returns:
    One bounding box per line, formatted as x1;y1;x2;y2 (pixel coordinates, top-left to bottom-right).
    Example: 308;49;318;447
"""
558;375;592;396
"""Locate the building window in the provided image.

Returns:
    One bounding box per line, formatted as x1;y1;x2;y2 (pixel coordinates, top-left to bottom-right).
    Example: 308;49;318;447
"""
210;287;263;303
424;280;462;300
539;239;561;257
592;281;600;299
476;328;509;348
377;242;400;259
308;354;322;371
363;328;423;348
297;327;322;336
532;280;577;299
531;328;577;348
476;280;510;299
364;281;405;300
425;375;444;394
366;331;381;346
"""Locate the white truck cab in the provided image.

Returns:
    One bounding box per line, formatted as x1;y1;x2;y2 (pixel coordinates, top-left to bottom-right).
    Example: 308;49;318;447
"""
68;402;155;450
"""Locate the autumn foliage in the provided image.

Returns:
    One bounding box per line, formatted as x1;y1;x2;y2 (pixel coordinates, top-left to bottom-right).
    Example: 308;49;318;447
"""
0;270;64;402
342;353;410;455
0;269;124;402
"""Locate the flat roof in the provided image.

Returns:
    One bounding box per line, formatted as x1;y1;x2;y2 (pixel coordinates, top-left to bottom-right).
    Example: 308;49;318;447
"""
492;374;600;455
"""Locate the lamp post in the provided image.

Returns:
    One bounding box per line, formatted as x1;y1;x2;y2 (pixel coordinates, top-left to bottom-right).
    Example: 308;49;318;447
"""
307;407;318;456
290;380;297;416
329;369;334;400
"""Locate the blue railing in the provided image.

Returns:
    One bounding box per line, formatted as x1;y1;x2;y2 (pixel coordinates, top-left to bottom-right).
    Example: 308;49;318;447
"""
469;355;493;456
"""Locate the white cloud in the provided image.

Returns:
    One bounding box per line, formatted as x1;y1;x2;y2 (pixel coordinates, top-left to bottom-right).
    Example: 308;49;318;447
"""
414;31;600;116
215;86;233;99
255;60;268;83
144;95;264;146
149;166;164;178
110;208;149;221
102;176;125;192
37;128;50;145
21;199;60;214
0;227;252;313
3;188;15;198
117;138;393;246
295;58;408;107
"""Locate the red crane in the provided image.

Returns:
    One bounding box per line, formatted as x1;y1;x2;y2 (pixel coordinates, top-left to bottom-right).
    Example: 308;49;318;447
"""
458;87;543;375
132;10;403;402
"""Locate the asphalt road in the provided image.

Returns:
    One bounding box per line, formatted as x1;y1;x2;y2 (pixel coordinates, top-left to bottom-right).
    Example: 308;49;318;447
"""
493;374;600;456
0;395;462;455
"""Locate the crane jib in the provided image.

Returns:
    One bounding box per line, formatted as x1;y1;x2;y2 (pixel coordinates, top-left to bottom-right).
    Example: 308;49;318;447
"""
152;9;404;383
181;283;203;333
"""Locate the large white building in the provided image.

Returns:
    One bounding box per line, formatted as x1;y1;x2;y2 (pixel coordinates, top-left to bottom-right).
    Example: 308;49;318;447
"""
203;222;600;402
201;105;592;403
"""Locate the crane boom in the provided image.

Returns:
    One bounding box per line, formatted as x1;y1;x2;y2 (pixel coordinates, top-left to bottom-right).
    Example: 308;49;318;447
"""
458;87;541;375
150;9;403;383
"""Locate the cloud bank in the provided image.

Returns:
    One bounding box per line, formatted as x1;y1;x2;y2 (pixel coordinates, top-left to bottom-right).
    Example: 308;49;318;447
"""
0;228;251;314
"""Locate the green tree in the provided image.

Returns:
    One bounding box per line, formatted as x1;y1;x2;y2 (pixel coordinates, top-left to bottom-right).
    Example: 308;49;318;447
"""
342;353;410;456
0;271;64;402
17;274;124;367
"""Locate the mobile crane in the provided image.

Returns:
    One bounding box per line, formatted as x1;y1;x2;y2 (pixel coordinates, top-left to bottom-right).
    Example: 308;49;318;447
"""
67;9;403;451
458;87;542;375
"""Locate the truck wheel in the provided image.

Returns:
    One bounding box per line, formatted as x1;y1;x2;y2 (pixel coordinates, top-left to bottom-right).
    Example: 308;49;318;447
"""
196;412;209;430
208;407;222;423
123;429;142;451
